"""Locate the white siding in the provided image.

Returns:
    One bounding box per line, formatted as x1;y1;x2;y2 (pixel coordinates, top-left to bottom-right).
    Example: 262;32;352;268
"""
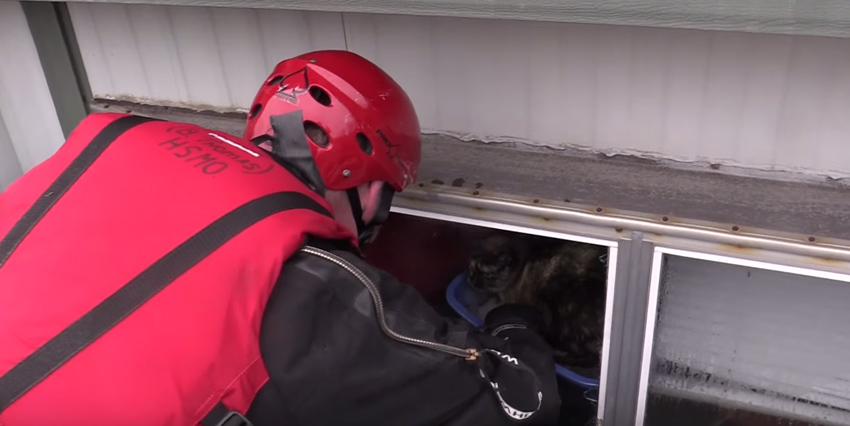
41;0;850;39
68;3;850;176
0;0;65;187
68;3;346;109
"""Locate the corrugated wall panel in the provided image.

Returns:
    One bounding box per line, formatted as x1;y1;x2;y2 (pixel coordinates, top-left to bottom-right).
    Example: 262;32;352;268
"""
68;3;850;176
0;0;64;185
35;0;850;40
68;3;346;109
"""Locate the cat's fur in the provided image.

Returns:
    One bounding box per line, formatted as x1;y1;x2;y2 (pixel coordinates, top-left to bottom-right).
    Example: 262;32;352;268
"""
468;232;607;377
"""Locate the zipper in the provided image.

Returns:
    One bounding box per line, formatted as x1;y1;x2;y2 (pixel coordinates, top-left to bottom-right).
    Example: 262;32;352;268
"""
300;245;480;361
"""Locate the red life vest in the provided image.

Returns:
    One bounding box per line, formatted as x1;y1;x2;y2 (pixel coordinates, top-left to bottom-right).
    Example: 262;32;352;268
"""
0;113;357;425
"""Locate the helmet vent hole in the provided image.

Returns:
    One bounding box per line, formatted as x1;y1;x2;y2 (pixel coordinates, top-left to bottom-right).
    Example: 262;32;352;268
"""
304;121;329;148
249;103;262;119
309;86;332;107
267;75;284;86
356;133;373;155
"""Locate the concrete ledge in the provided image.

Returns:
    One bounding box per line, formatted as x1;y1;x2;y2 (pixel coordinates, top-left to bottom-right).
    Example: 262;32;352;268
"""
90;99;850;242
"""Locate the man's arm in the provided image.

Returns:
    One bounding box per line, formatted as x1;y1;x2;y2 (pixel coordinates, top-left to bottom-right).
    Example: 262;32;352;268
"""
247;243;561;426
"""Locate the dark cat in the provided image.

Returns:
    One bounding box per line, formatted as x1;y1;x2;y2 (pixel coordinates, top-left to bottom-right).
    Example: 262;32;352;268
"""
468;232;608;377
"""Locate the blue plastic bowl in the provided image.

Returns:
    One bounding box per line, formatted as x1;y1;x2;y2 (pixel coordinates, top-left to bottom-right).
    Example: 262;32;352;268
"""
445;272;600;390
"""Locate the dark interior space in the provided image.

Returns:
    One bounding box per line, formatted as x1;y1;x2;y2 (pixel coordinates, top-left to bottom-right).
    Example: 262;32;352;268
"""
363;212;610;426
363;212;487;308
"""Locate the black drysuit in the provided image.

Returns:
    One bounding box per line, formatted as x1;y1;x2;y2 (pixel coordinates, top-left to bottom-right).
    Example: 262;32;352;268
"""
246;237;562;425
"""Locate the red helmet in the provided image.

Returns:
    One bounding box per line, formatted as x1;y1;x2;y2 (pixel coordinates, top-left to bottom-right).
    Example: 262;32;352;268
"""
245;50;421;192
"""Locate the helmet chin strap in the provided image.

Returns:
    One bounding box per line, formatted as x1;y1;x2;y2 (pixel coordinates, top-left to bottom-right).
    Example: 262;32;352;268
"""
255;111;397;249
346;184;395;248
266;111;326;196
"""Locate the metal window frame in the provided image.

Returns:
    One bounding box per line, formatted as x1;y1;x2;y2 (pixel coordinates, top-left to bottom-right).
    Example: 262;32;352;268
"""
392;187;850;426
0;114;24;190
634;246;850;426
20;1;91;138
393;196;660;426
600;234;654;426
392;205;625;424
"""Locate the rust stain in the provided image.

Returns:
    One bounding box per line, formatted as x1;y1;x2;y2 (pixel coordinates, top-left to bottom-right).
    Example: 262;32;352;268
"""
807;256;848;268
403;186;850;256
717;243;761;255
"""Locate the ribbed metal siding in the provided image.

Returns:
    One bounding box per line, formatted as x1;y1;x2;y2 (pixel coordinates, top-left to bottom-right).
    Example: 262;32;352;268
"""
68;3;346;109
0;1;64;189
32;0;850;40
68;3;850;176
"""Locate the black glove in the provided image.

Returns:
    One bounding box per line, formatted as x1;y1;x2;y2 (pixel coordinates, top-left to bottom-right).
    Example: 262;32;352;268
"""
477;304;560;424
484;303;544;336
475;347;545;421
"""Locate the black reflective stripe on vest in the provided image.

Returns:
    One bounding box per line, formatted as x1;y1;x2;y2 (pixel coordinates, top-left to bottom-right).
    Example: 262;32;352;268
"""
0;191;331;414
0;115;158;269
202;401;253;426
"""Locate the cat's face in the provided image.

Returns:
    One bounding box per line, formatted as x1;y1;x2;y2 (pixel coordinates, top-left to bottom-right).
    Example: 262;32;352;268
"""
468;234;526;294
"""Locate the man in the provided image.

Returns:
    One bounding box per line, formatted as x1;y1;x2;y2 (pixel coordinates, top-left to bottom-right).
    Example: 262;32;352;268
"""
0;50;559;425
